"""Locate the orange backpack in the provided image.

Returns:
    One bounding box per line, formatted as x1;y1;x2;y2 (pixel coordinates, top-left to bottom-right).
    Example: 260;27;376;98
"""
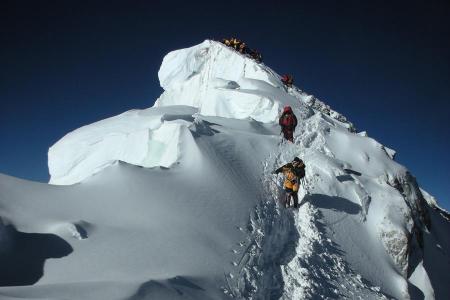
283;167;299;192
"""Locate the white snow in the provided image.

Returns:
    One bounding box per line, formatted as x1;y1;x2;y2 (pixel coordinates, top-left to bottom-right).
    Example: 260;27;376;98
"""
48;106;197;185
156;40;301;123
1;40;449;300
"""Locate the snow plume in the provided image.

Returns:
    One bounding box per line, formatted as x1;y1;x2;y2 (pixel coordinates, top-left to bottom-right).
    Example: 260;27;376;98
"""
1;40;449;299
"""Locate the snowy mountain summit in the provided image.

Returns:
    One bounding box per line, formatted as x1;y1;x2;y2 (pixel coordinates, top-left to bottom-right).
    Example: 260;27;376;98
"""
1;40;449;300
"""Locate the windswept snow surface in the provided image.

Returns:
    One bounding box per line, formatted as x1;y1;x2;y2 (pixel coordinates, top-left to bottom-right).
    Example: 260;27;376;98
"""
1;40;449;299
48;106;198;185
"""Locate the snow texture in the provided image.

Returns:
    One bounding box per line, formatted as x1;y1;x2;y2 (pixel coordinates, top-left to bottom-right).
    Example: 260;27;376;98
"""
1;40;449;300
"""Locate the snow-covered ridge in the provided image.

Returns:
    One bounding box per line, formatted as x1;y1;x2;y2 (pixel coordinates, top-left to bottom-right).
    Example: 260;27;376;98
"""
2;40;447;300
49;40;355;186
47;41;308;185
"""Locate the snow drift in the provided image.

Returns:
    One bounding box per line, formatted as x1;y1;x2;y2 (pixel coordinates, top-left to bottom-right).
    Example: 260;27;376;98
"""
1;40;449;300
48;106;198;185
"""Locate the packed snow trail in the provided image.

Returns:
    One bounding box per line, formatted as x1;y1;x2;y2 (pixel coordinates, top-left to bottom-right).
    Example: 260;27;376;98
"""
260;125;390;299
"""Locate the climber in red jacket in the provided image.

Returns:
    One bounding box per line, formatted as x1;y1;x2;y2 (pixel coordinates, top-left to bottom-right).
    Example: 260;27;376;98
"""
279;106;298;142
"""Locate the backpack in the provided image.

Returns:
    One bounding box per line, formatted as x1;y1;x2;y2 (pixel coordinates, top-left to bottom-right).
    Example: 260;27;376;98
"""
285;168;297;182
283;168;298;192
280;113;295;129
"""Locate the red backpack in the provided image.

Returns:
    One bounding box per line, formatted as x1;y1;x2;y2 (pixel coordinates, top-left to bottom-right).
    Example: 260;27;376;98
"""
280;113;295;128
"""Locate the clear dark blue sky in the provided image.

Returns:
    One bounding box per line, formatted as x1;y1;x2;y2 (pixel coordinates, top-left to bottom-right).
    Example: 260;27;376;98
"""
1;1;449;209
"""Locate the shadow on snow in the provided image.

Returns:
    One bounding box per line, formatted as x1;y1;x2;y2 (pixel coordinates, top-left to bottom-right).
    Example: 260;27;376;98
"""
292;194;394;299
302;194;361;215
128;276;206;300
0;224;73;286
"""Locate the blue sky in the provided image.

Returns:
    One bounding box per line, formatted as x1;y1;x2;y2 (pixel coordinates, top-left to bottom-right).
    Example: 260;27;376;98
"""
1;0;449;209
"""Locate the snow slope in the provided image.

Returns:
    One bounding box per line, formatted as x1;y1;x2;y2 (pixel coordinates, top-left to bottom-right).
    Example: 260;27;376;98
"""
1;40;449;299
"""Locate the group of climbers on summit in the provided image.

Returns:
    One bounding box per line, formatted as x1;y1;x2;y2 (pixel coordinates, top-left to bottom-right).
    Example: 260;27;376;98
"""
219;38;295;89
220;37;262;63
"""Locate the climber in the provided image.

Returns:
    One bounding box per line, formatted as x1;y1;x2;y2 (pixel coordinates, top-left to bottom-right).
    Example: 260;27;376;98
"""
279;105;298;142
221;38;231;47
249;49;262;62
230;38;241;50
220;38;262;63
238;42;247;54
281;74;294;87
273;157;306;208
